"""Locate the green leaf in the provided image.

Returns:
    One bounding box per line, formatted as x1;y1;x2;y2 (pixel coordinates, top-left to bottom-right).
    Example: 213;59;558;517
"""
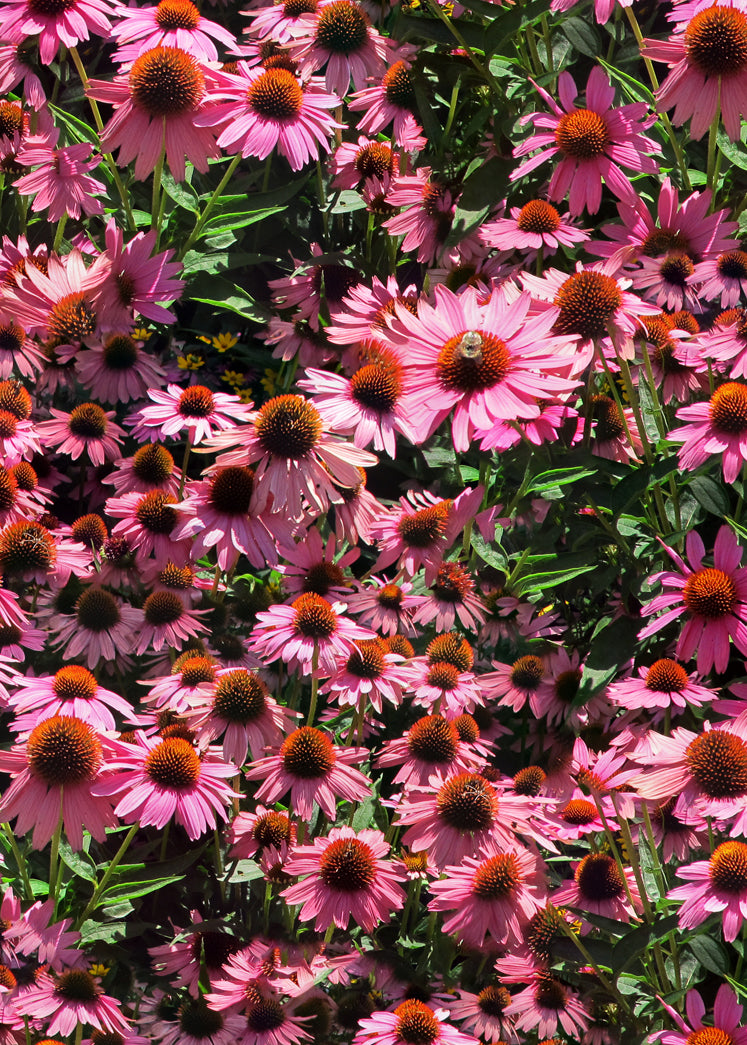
717;125;747;171
470;530;507;572
58;840;97;883
513;552;598;595
575;614;640;703
102;875;184;903
688;474;730;517
526;466;597;496
226;860;265;884
191;282;268;323
447;157;510;247
203;208;285;234
689;934;730;976
161;172;199;214
561;16;601;57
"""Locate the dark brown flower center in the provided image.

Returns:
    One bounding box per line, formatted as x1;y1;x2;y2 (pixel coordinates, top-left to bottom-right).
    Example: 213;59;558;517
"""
0;623;21;647
209;466;255;514
426;632;473;671
351;362;402;411
291;592;337;637
685;5;747;77
48;293;96;347
641;229;692;257
303;559;345;596
246;999;286;1032
709;840;747;893
253;810;292;847
54;970;99;1002
69;403;108;439
179;998;224;1038
11;461;37;490
27;716;101;786
526;904;565;958
591;395;625;442
0;381;31;419
248;68;303;119
554;271;622;340
554;668;581;703
319;837;377;890
534;974;567;1011
214;670;268;723
178;385;214;417
315;0;369;53
52;665;98;701
394;1001;440;1045
143;591;184;626
136;491;179;534
281;726;336;777
645;658;689;692
0;323;24;357
476;985;511;1017
103;334;138;370
431;561;473;602
155;0;201;29
284;0;317;13
383;60;416;110
407;716;458;763
554;108;610;158
255;394;322;459
436;773;497;831
710;382;747;434
377;583;403;609
354;142;394;180
575;852;625;900
129;46;205;117
718;249;747;279
346;638;385;679
397;501;451;549
510;654;545;690
0;520;55;572
437;330;510;394
471;853;522;898
686;730;747;798
659;251;694;286
517;199;561;233
145;736;201;788
560;798;597;824
76;588;121;632
132;442;175;484
72;514;107;549
513;765;546;795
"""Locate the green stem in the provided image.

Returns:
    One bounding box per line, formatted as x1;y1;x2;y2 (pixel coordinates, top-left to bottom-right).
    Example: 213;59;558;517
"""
178;153;243;260
179;434;192;497
152;132;166;234
53;215;67;253
3;824;33;902
423;0;502;95
306;644;320;727
706;93;722;203
48;794;64;911
160;821;170;862
74;822;140;930
262;154;272;193
441;80;461;147
557;917;636;1020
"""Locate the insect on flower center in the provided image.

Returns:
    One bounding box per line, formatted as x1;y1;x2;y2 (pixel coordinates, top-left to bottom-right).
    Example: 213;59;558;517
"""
510;654;545;691
213;670;268;723
209;465;255;515
408;715;459;763
155;0;201;30
248;68;303;119
52;665;98;702
709;840;747;893
135;490;179;534
426;632;473;671
351;362;402;412
397;500;451;549
436;773;497;831
431;562;473;603
685;5;747;77
575;852;625;900
554;271;622;340
560;798;597;824
685;730;747;798
645;658;689;693
517;200;561;234
319;837;377;890
246;998;286;1032
709;381;747;435
281;726;336;777
145;736;201;788
315;0;369;54
253;810;292;847
69;403;108;439
659;251;694;286
346;638;385;679
476;986;511;1016
76;588;121;632
255;394;322;459
143;591;184;626
101;334;138;371
54;970;99;1001
47;292;96;347
291;592;338;638
554;108;610;158
0;520;56;572
129;46;205;117
513;765;546;795
27;716;101;786
132;443;175;484
686;1028;735;1045
354;142;394;180
394;1001;440;1045
471;853;522;898
437;329;511;394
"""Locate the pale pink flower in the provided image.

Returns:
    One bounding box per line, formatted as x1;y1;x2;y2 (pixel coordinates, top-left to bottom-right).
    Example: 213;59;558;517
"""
668;840;747;941
0;0;118;64
20;965;129;1034
37;404;125;466
353;1001;478;1045
480;199;589;253
111;0;236;61
8;664;137;732
288;0;388;97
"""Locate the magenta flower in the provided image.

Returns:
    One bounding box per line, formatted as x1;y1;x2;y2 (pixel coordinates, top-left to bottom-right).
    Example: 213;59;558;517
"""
111;0;236;61
14;126;104;221
325;274;420;346
639;525;747;672
197;64;341;171
93;731;238;838
51;587;143;669
553;852;642;928
245;726;372;819
653;984;747;1045
87;47;220;180
20;966;129;1035
668;840;747;941
671;380;747;483
480;199;589;254
383;168;456;264
8;664;137;732
446;989;516;1045
377;715;481;789
503;974;590;1040
38;404;125;466
511;66;659;215
288;0;388;97
282;826;407;931
0;0;118;64
353;1001;478;1045
3;248;104;347
128;383;252;445
76;335;167;403
348;59;425;149
607;659;716;712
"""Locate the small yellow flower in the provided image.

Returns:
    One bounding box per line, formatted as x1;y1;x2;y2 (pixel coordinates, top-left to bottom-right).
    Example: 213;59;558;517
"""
89;963;110;978
260;368;278;396
196;335;212;346
213;332;239;353
177;354;205;371
133;327;152;341
221;371;246;388
237;388;253;404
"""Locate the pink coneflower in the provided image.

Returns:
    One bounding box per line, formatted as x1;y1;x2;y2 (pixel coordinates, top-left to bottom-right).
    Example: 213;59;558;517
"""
668;840;747;941
639;525;747;673
354;1001;478;1045
0;618;45;661
187;668;295;765
413;562;486;633
243;0;322;44
504;973;590;1040
427;848;546;947
8;664;137;731
480;199;589;254
288;0;388;96
149;911;241;997
134;592;208;654
245;726;372;818
277;529;357;599
643;0;747;141
76;333;167;403
282;826;406;931
549;0;631;27
105;443;181;497
692;248;747;307
511;66;659;215
197;64;341;171
299;349;416;457
0;715;117;849
87;47;221;181
0;308;44;378
321;638;410;713
37;404;125;466
154;997;245;1045
633;250;703;312
0;519;90;587
332;469;384;545
325;275;420;346
229;806;296;860
249;593;374;675
671;379;747;484
345;577;424;636
607;659;716;712
3;248;103;348
331;136;398;190
142;652;218;714
111;0;236;61
21;966;129;1035
172;467;284;571
553;853;642;928
0;41;46;110
51;586;142;669
107;490;189;562
579;394;643;463
129;383;253;445
206;393;377;522
638;313;707;404
446;988;516;1045
93;731;237;837
480;654;549;713
14;126;104;221
654;984;747;1045
383;284;580;452
377;715;482;788
347;60;424;148
0;0;118;64
384;169;456;264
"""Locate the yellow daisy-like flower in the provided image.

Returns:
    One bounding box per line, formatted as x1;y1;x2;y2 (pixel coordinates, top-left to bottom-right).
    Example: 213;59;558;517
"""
177;354;205;371
213;332;239;353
